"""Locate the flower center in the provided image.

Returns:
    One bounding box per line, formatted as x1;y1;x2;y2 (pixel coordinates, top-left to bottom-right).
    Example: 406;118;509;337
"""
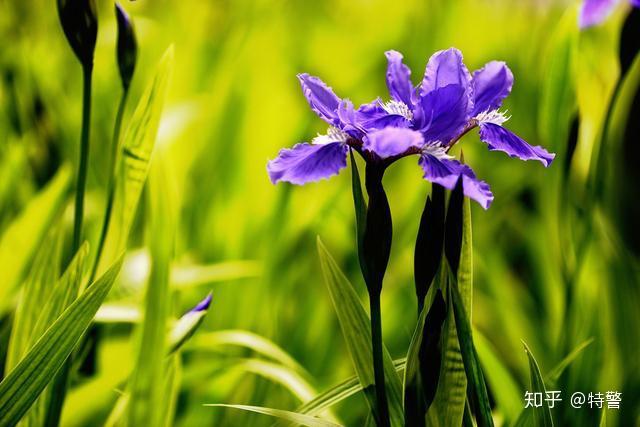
421;141;453;160
312;126;350;145
475;109;510;126
382;100;413;121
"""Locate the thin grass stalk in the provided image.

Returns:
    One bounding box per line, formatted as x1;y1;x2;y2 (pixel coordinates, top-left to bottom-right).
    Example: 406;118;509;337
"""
72;64;93;253
90;88;129;282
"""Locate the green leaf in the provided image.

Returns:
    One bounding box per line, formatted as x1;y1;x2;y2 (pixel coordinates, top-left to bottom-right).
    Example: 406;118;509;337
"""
522;341;554;427
297;359;405;418
127;149;177;426
95;45;173;276
204;404;342;427
0;257;123;427
349;149;368;283
0;165;71;313
316;238;404;427
403;290;446;427
451;281;493;427
5;225;64;372
474;330;522;423
545;338;594;384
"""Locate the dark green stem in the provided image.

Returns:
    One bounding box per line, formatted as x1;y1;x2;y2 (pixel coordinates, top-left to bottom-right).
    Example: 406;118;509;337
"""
369;291;390;427
72;64;93;253
90;88;129;282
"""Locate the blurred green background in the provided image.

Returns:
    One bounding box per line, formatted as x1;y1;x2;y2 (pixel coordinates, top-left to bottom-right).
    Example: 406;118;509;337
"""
1;0;638;425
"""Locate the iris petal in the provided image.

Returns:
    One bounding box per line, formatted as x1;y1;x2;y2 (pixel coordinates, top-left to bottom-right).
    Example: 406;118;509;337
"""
267;142;348;185
418;84;469;143
418;155;493;209
471;61;514;116
297;73;342;126
364;127;424;159
385;50;414;106
420;48;472;97
478;123;555;167
579;0;618;28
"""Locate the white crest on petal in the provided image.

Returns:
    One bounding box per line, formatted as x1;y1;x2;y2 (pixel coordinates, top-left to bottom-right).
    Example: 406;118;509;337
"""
312;126;349;145
381;100;413;121
475;109;510;126
422;141;453;160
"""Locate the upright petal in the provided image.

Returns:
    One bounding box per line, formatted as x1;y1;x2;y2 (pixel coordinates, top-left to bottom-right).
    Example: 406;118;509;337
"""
418;84;470;143
471;61;514;115
385;50;414;106
353;99;411;132
298;73;342;126
364;127;424;159
420;48;472;97
478;123;555;166
418;155;493;209
579;0;618;28
267;142;348;185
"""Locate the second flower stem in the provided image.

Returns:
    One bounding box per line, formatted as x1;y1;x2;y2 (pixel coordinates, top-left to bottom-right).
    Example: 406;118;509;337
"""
370;291;390;427
90;88;129;282
72;64;93;253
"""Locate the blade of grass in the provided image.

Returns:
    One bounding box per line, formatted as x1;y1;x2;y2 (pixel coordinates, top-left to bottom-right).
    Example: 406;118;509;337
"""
204;404;342;427
0;257;123;426
0;165;71;313
316;237;404;427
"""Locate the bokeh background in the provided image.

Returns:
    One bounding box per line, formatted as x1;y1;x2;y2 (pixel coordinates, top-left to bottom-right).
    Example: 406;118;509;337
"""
1;0;638;425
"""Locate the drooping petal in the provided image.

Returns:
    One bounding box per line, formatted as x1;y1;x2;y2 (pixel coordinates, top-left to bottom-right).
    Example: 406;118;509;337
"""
579;0;618;28
385;50;414;106
478;123;555;167
420;48;472;97
267;142;348;185
471;61;513;115
297;73;342;126
364;127;424;159
418;155;494;209
418;84;470;143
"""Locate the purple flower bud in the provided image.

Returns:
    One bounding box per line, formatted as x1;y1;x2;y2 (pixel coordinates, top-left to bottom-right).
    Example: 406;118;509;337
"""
57;0;98;68
115;3;137;89
189;292;212;313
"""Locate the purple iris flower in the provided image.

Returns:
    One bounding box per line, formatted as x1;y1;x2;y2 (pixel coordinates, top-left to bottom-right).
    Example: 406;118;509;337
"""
580;0;639;28
267;48;555;209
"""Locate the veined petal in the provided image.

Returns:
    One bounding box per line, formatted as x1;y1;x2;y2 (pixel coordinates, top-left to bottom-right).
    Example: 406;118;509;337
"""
267;142;348;185
364;127;424;159
385;50;414;106
418;84;469;143
471;61;514;116
478;123;555;167
353;99;411;132
297;73;342;126
418;155;493;209
420;48;472;97
579;0;618;28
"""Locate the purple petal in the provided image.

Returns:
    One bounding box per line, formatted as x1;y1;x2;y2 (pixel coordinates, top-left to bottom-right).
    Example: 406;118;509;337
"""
471;61;513;116
632;0;640;7
298;73;342;126
268;142;348;185
420;48;472;97
350;99;411;132
418;84;470;143
190;293;212;313
385;50;414;106
363;127;424;159
579;0;618;28
418;155;493;209
478;123;555;167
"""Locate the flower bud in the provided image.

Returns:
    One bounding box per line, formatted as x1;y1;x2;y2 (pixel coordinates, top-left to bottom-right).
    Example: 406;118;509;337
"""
115;3;137;89
57;0;98;68
167;293;212;355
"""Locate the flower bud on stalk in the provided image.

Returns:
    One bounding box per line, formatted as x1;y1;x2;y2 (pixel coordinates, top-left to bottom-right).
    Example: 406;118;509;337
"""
414;184;445;314
57;0;98;69
362;163;392;296
115;3;137;89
